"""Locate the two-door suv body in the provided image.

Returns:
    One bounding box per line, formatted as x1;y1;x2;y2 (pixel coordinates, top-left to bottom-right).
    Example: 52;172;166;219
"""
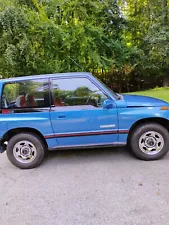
1;72;169;169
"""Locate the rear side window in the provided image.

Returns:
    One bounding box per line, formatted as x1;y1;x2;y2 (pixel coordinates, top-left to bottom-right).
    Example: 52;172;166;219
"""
2;79;51;108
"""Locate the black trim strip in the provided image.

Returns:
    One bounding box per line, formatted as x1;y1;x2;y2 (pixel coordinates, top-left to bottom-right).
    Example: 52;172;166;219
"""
0;130;129;140
55;130;118;138
48;142;127;151
44;134;55;139
0;108;50;114
119;130;129;134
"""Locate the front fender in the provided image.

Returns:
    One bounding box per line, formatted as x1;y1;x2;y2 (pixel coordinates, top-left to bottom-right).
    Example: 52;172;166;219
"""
118;106;169;142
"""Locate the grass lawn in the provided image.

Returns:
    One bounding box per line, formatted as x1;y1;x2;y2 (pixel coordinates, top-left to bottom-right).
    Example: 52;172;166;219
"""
128;88;169;103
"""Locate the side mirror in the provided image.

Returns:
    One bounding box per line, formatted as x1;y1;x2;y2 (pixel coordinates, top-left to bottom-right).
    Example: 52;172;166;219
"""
103;99;114;109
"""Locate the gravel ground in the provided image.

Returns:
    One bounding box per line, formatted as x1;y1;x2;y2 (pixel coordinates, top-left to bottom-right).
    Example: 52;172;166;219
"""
0;147;169;225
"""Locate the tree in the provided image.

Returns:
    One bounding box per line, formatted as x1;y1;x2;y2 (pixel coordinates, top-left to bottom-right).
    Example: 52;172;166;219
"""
0;0;168;91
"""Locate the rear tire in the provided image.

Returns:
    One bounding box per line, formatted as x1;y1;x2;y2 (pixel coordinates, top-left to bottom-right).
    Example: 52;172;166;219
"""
129;123;169;160
7;133;45;169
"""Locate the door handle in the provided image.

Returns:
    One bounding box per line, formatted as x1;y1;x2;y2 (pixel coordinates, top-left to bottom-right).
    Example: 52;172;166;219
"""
57;115;65;119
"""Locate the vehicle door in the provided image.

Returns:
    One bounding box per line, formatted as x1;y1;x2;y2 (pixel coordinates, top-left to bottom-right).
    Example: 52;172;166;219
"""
49;76;119;147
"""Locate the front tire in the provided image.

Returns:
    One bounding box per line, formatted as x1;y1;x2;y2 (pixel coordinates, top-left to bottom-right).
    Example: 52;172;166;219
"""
129;123;169;160
7;133;45;169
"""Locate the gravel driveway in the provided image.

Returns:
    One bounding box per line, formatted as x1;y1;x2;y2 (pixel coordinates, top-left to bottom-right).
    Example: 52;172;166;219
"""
0;147;169;225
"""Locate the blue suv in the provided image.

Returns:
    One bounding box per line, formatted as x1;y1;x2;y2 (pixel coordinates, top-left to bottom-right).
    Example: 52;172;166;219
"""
0;72;169;169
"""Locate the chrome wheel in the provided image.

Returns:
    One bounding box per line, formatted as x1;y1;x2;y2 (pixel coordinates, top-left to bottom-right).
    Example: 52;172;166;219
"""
139;131;164;155
13;140;37;164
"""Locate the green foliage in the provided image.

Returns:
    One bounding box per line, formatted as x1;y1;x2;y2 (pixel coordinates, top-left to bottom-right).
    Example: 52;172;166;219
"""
144;25;169;74
0;0;168;92
123;0;169;78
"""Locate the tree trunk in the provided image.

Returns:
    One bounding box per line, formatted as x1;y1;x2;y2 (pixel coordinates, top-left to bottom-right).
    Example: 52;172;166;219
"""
163;75;169;87
162;0;168;25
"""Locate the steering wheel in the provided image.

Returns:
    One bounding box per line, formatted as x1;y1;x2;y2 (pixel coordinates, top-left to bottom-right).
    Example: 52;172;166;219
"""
86;95;97;106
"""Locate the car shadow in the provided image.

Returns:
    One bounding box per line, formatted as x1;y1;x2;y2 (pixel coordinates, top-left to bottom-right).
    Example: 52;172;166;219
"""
43;146;134;166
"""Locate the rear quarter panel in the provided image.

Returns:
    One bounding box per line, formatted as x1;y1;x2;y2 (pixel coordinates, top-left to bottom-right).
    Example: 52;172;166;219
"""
0;111;58;148
0;83;8;138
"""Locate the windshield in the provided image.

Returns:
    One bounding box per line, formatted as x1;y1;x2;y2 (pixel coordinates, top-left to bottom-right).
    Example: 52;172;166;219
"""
95;77;119;100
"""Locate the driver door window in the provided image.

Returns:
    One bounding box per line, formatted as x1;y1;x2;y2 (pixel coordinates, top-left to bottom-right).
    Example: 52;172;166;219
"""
52;77;108;108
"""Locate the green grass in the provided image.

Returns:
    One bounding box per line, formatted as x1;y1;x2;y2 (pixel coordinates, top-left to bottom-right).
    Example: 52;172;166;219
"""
128;87;169;103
